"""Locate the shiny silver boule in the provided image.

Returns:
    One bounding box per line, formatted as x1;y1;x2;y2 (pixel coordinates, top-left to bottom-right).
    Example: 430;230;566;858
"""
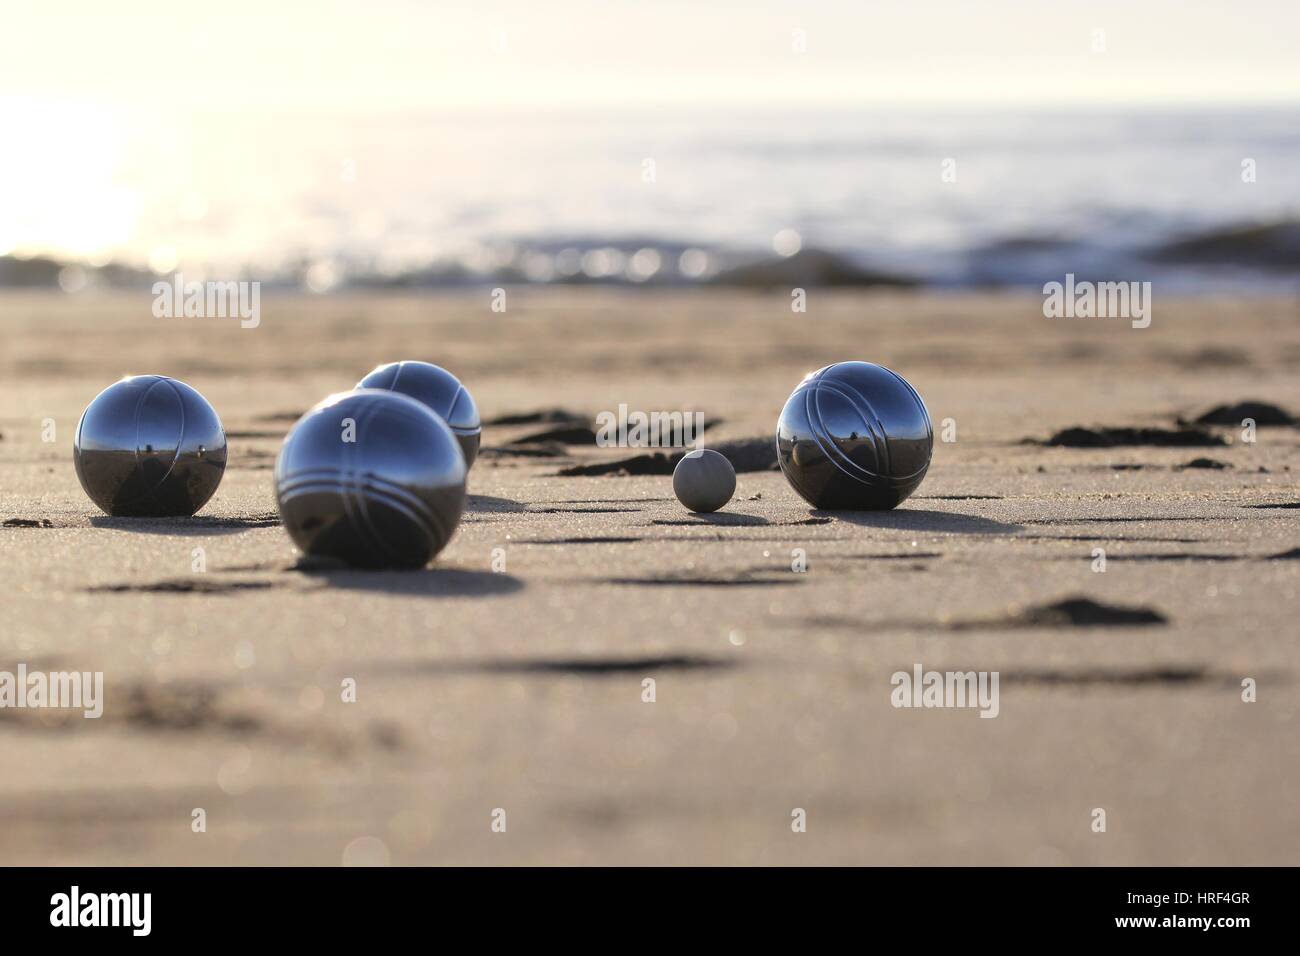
275;389;467;568
673;448;736;513
357;361;481;469
776;361;932;510
74;375;227;516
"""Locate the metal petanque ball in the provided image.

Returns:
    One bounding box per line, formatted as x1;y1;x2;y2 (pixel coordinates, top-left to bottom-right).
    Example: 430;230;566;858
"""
74;374;227;517
275;389;467;568
776;361;932;510
357;361;481;469
673;448;736;513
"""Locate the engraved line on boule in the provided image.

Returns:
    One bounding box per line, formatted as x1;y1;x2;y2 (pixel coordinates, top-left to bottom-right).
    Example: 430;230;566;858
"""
817;374;931;484
278;470;447;557
346;484;406;560
882;364;934;446
347;474;405;564
820;377;892;480
839;377;894;478
352;476;450;555
802;380;888;484
389;362;411;400
327;400;372;560
447;386;477;436
126;376;187;508
348;396;445;560
152;377;190;493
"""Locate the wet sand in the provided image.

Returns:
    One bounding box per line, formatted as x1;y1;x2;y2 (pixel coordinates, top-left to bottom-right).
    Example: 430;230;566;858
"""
1;288;1297;865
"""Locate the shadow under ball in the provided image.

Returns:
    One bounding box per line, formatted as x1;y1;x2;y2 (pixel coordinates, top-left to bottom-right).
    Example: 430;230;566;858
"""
74;375;227;516
357;361;481;469
275;389;467;568
776;361;932;510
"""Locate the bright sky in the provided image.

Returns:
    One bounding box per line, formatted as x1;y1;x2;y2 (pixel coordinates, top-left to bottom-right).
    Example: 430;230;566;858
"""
2;0;1298;111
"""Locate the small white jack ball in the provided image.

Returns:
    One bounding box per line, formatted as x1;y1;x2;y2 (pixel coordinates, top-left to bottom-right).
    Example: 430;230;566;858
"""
673;448;736;513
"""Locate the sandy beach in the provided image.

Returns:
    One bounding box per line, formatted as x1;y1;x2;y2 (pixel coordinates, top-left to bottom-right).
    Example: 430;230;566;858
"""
1;287;1297;865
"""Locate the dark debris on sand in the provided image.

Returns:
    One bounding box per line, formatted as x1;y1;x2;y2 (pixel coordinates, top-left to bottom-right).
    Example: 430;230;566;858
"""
560;452;676;476
947;597;1168;631
605;570;799;587
1004;666;1217;686
1013;597;1167;627
510;426;599;445
1189;401;1295;427
711;437;781;472
481;442;571;459
88;578;277;595
1042;426;1225;448
1175;458;1232;470
448;654;734;676
252;409;307;423
485;408;588;427
558;436;779;477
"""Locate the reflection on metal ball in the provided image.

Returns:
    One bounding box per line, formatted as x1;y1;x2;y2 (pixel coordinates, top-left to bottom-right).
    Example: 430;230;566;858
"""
673;448;736;513
776;361;932;510
74;375;227;516
275;389;466;568
357;361;481;469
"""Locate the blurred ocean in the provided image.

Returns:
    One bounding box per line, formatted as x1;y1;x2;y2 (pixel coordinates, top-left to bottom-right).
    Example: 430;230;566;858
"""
3;106;1299;291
